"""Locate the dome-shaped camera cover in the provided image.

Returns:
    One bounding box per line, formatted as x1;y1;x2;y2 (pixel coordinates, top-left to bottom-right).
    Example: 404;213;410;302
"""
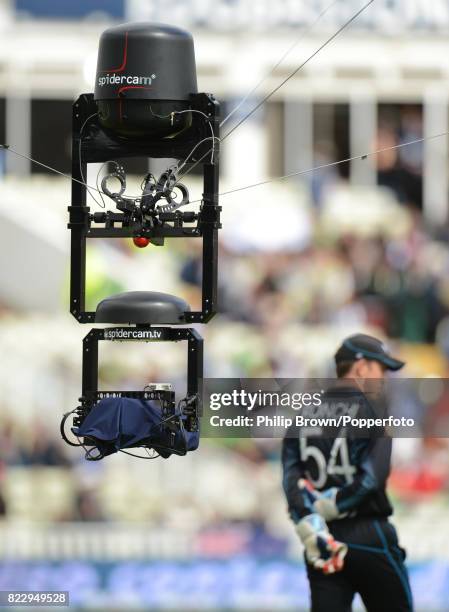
94;22;198;139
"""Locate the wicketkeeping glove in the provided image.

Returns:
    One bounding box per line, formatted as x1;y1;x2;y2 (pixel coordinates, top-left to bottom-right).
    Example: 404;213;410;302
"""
295;513;347;574
299;478;346;522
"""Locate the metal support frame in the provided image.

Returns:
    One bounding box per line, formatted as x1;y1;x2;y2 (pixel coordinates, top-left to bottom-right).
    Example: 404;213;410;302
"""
78;326;203;432
69;92;221;324
65;90;218;453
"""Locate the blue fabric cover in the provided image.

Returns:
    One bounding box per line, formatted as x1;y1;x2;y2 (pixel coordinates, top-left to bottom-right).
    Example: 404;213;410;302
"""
72;397;199;459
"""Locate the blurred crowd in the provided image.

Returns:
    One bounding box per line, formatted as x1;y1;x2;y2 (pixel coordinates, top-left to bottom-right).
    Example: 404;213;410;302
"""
1;104;449;542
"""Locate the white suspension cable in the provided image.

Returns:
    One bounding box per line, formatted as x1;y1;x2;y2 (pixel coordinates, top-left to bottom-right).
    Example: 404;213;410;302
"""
220;0;341;128
186;132;449;203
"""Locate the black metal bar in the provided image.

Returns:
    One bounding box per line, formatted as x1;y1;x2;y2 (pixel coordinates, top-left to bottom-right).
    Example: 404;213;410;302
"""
202;162;220;321
82;330;98;397
86;390;175;402
187;329;204;416
69;98;89;321
86;227;201;239
78;312;96;324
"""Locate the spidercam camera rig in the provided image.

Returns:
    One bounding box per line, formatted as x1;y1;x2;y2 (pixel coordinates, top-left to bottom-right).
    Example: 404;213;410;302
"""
61;22;221;460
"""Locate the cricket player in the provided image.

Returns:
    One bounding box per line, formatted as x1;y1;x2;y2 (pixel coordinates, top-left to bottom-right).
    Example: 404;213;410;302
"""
282;333;413;611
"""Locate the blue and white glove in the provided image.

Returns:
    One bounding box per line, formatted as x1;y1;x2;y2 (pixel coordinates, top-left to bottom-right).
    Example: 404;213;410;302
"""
299;479;346;522
295;513;347;574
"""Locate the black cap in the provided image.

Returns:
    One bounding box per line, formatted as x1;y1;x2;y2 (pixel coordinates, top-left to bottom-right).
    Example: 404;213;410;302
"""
335;334;405;371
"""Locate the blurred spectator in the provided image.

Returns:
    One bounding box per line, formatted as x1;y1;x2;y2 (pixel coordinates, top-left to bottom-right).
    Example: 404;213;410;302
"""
73;487;106;522
19;423;70;467
376;105;423;210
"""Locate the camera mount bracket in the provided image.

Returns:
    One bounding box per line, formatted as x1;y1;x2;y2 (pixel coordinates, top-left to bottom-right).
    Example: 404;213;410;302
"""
69;92;221;325
61;325;203;448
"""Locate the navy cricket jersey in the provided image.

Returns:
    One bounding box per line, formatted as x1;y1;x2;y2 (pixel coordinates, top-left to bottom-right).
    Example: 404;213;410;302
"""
282;385;394;523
